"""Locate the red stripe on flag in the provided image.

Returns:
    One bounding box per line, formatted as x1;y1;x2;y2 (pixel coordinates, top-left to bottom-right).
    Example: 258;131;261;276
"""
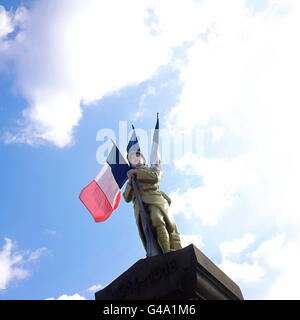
113;188;121;210
79;180;121;222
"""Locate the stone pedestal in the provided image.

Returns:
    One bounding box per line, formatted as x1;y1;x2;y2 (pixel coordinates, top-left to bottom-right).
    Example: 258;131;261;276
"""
95;244;243;300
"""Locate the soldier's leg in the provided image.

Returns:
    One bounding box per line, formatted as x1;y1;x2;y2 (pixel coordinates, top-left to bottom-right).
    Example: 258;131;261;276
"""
149;205;170;253
160;204;182;251
169;223;182;251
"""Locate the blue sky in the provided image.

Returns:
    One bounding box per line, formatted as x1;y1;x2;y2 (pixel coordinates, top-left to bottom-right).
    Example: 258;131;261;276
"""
1;0;300;300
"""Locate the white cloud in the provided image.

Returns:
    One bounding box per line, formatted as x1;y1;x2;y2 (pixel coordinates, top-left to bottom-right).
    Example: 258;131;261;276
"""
0;238;28;290
0;5;27;56
134;85;156;120
2;0;299;150
46;293;86;300
169;185;230;224
139;85;156;107
1;0;207;147
218;233;265;284
0;1;163;146
27;248;47;262
165;0;300;298
46;283;105;300
212;125;224;143
265;236;300;299
168;189;187;217
169;0;300;138
218;233;277;285
242;232;300;299
216;232;300;299
0;5;13;40
170;153;258;224
0;238;46;290
43;229;57;236
220;233;256;258
46;282;106;300
87;284;103;292
180;234;203;249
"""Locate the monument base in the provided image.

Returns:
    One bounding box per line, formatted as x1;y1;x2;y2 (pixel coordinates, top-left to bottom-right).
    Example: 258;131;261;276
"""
95;244;243;300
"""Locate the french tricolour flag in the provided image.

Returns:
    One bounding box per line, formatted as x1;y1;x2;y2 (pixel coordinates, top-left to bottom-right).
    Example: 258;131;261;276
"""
79;143;129;222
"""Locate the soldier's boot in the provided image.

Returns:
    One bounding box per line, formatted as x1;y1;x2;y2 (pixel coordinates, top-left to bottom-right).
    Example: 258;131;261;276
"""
156;225;171;253
169;224;182;251
169;232;182;251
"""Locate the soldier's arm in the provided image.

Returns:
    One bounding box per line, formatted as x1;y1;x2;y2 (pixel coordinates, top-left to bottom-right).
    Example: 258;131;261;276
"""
123;182;133;202
160;190;172;206
136;166;162;183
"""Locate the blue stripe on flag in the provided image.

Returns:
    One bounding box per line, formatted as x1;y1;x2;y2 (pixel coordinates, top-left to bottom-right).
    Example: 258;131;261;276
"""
127;124;140;156
106;145;130;189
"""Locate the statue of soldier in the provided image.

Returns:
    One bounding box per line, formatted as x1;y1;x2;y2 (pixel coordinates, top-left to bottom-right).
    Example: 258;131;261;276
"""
123;150;182;254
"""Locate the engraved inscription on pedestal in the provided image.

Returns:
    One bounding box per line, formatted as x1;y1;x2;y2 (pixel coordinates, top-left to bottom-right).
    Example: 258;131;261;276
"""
95;244;243;300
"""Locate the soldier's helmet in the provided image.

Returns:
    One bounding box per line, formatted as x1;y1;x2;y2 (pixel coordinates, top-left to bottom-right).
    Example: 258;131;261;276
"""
128;150;146;167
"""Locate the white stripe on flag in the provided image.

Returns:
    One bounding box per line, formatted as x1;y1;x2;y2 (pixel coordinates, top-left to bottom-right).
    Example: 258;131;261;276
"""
150;129;161;170
94;163;120;208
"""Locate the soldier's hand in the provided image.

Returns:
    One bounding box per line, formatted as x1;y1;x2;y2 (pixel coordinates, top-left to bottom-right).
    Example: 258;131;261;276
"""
127;169;137;182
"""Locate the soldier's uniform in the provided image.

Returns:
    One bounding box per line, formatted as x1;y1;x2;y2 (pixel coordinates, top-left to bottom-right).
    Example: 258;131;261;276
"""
123;165;182;254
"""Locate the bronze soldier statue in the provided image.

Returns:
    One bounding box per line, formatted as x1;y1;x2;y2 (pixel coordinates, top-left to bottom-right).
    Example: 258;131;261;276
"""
123;150;182;254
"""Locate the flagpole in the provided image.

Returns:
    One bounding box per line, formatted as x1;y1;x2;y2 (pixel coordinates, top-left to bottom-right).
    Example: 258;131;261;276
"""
110;138;117;147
